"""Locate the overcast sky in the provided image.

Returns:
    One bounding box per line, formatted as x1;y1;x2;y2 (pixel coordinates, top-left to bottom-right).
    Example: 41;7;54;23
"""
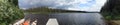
19;0;107;12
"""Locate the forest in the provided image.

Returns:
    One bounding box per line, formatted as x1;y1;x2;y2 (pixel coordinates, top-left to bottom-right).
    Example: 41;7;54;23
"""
0;0;120;25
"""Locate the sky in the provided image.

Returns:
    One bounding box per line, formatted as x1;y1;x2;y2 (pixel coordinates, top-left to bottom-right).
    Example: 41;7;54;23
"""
18;0;107;12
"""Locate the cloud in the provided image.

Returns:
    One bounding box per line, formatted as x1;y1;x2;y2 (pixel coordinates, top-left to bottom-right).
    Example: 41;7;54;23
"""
19;0;107;12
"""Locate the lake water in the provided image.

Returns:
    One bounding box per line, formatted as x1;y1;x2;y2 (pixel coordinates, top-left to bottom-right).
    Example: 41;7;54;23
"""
24;13;106;25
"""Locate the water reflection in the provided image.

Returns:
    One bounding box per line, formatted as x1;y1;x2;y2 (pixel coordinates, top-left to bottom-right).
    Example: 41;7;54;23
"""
24;13;106;25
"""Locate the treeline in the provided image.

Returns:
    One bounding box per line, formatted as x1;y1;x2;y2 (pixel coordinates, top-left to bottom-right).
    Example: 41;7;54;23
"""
24;7;88;14
101;0;120;20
